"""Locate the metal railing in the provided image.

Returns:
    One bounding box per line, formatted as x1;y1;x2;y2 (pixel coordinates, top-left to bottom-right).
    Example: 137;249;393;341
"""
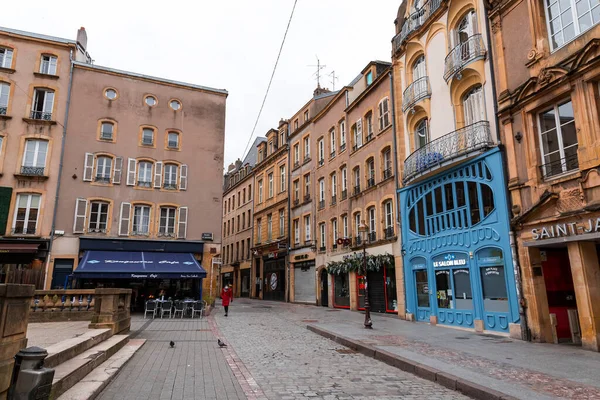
100;132;113;140
318;159;324;166
367;177;375;188
392;0;444;53
30;110;52;120
539;153;579;180
355;236;362;246
94;175;110;184
331;195;337;205
368;232;377;242
385;226;395;239
163;182;177;190
304;194;311;202
403;121;493;183
353;185;361;196
383;168;393;180
294;161;300;168
341;189;347;200
137;180;152;188
11;227;36;235
366;134;374;143
340;143;346;152
402;77;431;111
330;151;336;159
319;246;326;252
157;231;176;237
352;144;361;152
318;200;325;209
444;34;486;82
88;227;107;233
168;141;178;148
0;106;7;115
20;166;45;176
293;199;300;206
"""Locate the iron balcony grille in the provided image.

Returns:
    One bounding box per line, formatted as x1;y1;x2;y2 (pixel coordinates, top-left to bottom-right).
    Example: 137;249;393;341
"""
157;231;176;237
137;180;152;188
30;110;52;120
318;200;325;210
168;141;178;148
341;189;347;200
0;106;7;115
318;159;324;166
383;168;393;180
392;0;444;53
444;34;486;82
540;153;579;180
88;227;107;233
367;177;375;188
319;246;326;252
304;194;311;202
331;195;337;205
368;232;377;242
20;166;45;176
294;161;300;168
330;151;336;159
94;175;111;183
340;143;346;152
132;230;150;236
352;144;361;152
332;244;338;250
403;121;493;183
12;227;36;235
353;186;361;196
402;77;431;112
366;134;374;143
293;199;300;206
100;132;113;140
385;227;395;239
355;236;362;246
163;182;177;190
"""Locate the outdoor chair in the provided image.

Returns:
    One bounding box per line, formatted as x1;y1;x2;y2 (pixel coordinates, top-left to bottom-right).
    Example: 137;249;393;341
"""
173;301;185;318
144;301;157;319
160;301;172;318
191;301;205;319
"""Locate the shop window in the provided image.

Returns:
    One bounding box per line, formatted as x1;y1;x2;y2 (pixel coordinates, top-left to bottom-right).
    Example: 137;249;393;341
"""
334;273;350;308
478;248;509;313
453;269;473;309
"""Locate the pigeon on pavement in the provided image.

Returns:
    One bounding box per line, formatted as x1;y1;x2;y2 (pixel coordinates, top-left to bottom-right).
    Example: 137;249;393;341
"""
170;341;175;348
217;339;227;348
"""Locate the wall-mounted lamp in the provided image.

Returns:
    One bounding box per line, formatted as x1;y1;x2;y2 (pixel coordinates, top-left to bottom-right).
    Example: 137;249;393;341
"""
515;131;523;143
401;249;406;256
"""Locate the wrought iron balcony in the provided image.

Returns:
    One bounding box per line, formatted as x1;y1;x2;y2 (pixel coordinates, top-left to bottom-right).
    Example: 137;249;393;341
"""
331;195;337;205
20;166;45;176
539;153;579;180
392;0;444;53
30;110;52;120
0;106;7;115
330;151;336;159
318;159;324;166
353;185;361;196
402;77;431;112
94;175;110;184
318;200;325;210
383;168;393;180
88;227;107;233
340;143;346;152
444;34;486;82
355;236;362;246
332;244;338;250
367;177;375;188
293;198;300;206
368;232;377;242
11;227;36;235
137;180;152;188
403;121;493;183
366;134;374;143
131;230;150;236
294;161;300;168
385;226;395;239
163;182;177;190
341;189;347;200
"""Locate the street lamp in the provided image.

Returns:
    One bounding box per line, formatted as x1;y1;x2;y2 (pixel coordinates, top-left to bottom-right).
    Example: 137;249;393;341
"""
358;220;372;329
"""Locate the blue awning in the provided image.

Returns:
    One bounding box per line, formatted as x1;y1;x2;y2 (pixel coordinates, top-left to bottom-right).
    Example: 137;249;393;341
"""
74;251;207;279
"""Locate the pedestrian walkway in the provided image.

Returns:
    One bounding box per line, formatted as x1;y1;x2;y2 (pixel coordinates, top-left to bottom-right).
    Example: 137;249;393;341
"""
227;299;599;400
27;320;90;348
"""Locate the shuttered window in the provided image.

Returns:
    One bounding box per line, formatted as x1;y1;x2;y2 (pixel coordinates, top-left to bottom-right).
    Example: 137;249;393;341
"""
89;201;109;232
159;207;176;236
177;207;188;238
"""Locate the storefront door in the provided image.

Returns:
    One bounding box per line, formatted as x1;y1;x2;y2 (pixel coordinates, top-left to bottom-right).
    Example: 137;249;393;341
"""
320;269;328;307
263;258;285;301
477;248;511;331
240;269;250;297
333;273;350;308
51;259;74;289
433;253;474;328
414;269;431;322
294;261;316;303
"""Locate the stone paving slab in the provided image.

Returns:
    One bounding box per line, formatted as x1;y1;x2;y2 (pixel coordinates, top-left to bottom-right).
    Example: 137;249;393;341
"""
27;321;91;348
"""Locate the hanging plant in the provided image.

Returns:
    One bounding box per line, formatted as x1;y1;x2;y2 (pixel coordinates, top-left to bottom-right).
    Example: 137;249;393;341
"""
326;252;394;275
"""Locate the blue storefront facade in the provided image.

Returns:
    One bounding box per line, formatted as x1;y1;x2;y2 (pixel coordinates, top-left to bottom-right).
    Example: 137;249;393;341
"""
399;148;520;333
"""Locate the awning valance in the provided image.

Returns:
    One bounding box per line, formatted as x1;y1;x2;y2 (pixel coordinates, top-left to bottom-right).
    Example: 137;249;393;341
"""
0;243;40;253
74;251;207;279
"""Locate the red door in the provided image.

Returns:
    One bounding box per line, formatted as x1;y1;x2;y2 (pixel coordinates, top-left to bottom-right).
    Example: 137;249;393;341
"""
542;249;577;341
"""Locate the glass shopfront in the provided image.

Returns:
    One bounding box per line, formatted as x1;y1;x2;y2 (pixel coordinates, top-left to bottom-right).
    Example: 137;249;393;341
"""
357;262;398;313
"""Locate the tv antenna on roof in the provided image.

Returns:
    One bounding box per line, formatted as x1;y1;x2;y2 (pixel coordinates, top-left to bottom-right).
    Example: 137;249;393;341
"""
328;71;339;91
308;56;326;88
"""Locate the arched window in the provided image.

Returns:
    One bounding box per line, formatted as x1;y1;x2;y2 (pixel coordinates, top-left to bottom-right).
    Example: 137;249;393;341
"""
384;200;394;238
412;55;426;82
415;119;429;149
39;54;57;75
368;207;377;241
366;158;375;188
100;121;114;141
31;88;55;120
353;167;361;194
167;132;180;149
462;85;485;125
456;10;477;46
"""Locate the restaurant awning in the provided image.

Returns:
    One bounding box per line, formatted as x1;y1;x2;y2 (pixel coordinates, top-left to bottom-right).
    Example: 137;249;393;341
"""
0;243;40;253
74;251;207;279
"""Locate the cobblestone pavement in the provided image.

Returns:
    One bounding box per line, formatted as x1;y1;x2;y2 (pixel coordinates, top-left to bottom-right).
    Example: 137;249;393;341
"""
214;302;469;400
98;318;246;400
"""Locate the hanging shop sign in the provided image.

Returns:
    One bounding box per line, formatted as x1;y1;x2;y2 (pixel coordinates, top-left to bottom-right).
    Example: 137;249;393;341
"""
531;218;600;240
432;253;467;267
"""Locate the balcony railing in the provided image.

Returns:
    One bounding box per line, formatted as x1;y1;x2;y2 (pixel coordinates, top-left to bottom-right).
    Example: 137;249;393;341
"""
12;227;36;235
444;34;486;82
366;134;374;143
319;246;326;252
353;185;361;196
340;143;346;152
163;182;177;190
293;199;300;206
167;141;179;149
539;153;579;180
137;180;152;188
368;232;377;242
331;195;337;205
0;106;7;115
402;77;431;112
367;177;375;188
383;168;393;180
94;175;110;184
30;110;52;121
20;166;45;176
330;151;336;159
318;200;325;209
352;144;361;152
355;236;362;247
142;138;153;146
392;0;444;53
294;161;300;168
403;121;493;183
100;132;113;140
318;159;324;166
341;189;347;200
304;194;311;202
385;226;395;239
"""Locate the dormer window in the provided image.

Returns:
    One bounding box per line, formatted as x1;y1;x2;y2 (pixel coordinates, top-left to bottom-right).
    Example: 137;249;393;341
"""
366;71;373;85
39;55;57;75
304;110;309;122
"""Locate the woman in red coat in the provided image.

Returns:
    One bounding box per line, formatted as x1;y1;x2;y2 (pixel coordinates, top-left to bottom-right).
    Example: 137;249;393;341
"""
221;285;233;316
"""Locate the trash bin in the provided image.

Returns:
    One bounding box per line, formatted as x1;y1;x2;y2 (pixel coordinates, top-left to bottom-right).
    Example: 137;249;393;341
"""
9;346;54;400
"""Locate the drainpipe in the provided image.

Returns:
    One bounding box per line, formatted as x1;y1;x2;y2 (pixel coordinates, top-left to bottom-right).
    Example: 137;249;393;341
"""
43;50;75;289
286;128;292;303
483;7;530;340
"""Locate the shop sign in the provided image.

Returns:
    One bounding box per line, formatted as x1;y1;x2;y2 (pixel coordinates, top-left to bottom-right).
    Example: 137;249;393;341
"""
268;252;278;259
269;273;278;290
432;253;467;267
295;254;309;260
483;267;501;276
531;218;600;240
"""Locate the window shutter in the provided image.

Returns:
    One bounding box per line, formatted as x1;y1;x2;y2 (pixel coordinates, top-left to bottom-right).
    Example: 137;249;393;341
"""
113;156;123;184
83;153;94;182
154;161;163;188
178;206;188;238
118;202;131;236
73;198;88;234
180;164;188;190
126;158;137;186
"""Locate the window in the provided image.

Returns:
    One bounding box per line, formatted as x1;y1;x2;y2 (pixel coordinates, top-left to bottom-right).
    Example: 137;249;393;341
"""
329;128;336;157
545;0;599;50
31;88;54;120
144;95;157;106
280;165;286;192
294;144;300;165
415;119;429;149
232;196;235;210
332;218;338;244
104;88;117;100
0;82;9;115
39;55;57;75
243;188;246;203
268;173;274;197
331;173;337;198
100;122;114;140
137;161;153;187
385;200;394;236
463;85;485;125
294;119;299;130
354;212;361;239
318;138;324;164
368;207;376;237
366;71;373;85
142;128;154;146
413;55;426;82
319;179;325;202
378;98;390;131
22;140;48;175
267;214;273;241
258;180;263;202
0;137;3;157
342;215;348;238
365;113;373;140
164;164;178;189
304;136;310;159
341;167;347;193
167;132;179;149
169;100;181;110
12;194;40;234
132;205;151;235
279;130;286;146
538;100;578;177
159;207;177;236
0;47;14;69
269;141;273;155
279;209;285;237
353;167;361;192
304;174;310;199
95;156;112;183
305;215;311;241
248;184;252;200
367;158;375;187
294;219;300;244
293;180;299;202
383;148;392;179
89;201;109;232
304;110;309;122
319;223;326;249
247;238;251;259
340;120;346;150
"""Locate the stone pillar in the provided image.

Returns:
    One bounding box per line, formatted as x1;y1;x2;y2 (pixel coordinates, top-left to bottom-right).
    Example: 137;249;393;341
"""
89;289;132;335
520;246;554;343
567;242;600;351
349;272;358;311
0;284;35;400
394;255;406;319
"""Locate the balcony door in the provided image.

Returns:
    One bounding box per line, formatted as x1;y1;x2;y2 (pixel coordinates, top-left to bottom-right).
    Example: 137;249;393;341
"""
412;56;426;81
456;10;477;60
462;85;485;126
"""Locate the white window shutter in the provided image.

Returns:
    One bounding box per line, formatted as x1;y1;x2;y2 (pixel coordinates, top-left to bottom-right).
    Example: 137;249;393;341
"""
154;161;163;188
73;198;88;234
178;206;188;238
126;158;136;186
83;153;94;182
180;164;188;191
118;202;131;236
113;156;123;184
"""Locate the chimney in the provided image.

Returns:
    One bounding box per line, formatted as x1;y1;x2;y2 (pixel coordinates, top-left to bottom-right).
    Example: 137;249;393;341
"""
227;163;236;172
77;27;88;50
235;158;242;169
313;86;331;97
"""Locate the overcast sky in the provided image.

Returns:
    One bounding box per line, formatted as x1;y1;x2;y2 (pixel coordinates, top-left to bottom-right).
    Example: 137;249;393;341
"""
4;0;399;169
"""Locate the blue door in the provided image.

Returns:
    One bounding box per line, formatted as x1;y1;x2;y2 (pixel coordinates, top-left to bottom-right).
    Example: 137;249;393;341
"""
414;269;431;322
477;248;511;331
433;252;475;329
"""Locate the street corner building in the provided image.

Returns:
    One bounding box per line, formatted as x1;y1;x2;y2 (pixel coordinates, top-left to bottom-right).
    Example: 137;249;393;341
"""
392;0;520;334
45;49;227;304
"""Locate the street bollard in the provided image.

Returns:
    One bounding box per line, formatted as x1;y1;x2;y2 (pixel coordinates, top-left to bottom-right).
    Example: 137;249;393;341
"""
8;347;54;400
